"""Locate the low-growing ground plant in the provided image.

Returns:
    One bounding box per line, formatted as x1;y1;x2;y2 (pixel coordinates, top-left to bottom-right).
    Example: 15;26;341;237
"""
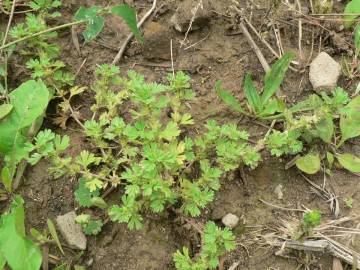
0;0;142;193
173;221;236;270
27;67;261;230
216;50;360;176
265;88;360;175
294;210;322;240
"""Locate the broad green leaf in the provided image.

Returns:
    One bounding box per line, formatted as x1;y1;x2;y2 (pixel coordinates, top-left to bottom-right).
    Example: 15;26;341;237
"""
290;94;323;113
258;99;285;117
1;167;12;193
74;6;100;21
74;178;100;207
344;0;360;28
111;5;143;42
315;114;334;143
0;104;13;120
9;80;49;128
243;74;262;113
0;196;42;270
0;253;5;269
296;153;321;174
47;219;64;255
355;24;360;57
326;152;334;168
82;16;104;42
0;80;49;162
74;6;104;42
215;81;244;113
262;52;294;104
336;153;360;173
339;95;360;146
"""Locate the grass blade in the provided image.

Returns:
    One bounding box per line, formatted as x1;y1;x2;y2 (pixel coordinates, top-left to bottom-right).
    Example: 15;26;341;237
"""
111;4;143;43
262;52;294;104
244;74;262;113
215;81;244;113
47;219;64;255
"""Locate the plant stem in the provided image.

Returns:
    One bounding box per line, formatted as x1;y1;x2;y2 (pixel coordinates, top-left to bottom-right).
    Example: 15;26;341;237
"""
1;0;16;48
0;20;85;51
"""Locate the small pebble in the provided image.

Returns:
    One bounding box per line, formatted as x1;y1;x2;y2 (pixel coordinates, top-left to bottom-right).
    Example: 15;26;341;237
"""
309;52;341;92
222;213;239;229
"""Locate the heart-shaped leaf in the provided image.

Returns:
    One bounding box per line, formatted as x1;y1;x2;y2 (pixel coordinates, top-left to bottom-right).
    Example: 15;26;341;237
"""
336;153;360;173
296;153;321;174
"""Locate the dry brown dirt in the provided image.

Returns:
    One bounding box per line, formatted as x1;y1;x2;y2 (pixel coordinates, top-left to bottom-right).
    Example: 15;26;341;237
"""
1;0;360;269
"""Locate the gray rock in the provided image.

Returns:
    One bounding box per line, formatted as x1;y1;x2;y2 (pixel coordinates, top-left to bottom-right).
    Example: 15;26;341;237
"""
171;0;211;33
221;213;239;229
309;52;341;91
56;211;87;250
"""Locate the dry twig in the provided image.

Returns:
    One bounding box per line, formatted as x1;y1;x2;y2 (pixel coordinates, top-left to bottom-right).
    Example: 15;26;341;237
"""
112;0;157;64
1;0;16;50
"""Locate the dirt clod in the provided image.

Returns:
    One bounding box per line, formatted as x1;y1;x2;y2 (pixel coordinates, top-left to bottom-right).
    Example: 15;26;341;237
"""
142;22;176;61
56;211;87;250
170;0;211;33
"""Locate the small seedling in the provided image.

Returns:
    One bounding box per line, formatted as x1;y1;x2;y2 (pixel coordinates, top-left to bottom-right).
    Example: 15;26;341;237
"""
216;53;294;118
344;197;354;209
173;221;236;270
294;210;321;240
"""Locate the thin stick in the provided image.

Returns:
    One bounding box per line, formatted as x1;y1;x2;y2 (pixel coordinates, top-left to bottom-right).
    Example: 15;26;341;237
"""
239;20;270;72
295;0;303;60
180;0;202;48
170;39;175;78
75;58;87;77
112;0;157;64
259;199;305;212
243;17;280;59
184;31;211;51
0;20;84;51
1;0;16;49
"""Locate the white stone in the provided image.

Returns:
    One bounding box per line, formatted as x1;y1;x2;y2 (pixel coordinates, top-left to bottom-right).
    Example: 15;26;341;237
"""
221;213;239;229
309;52;341;91
274;184;283;200
56;211;87;250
